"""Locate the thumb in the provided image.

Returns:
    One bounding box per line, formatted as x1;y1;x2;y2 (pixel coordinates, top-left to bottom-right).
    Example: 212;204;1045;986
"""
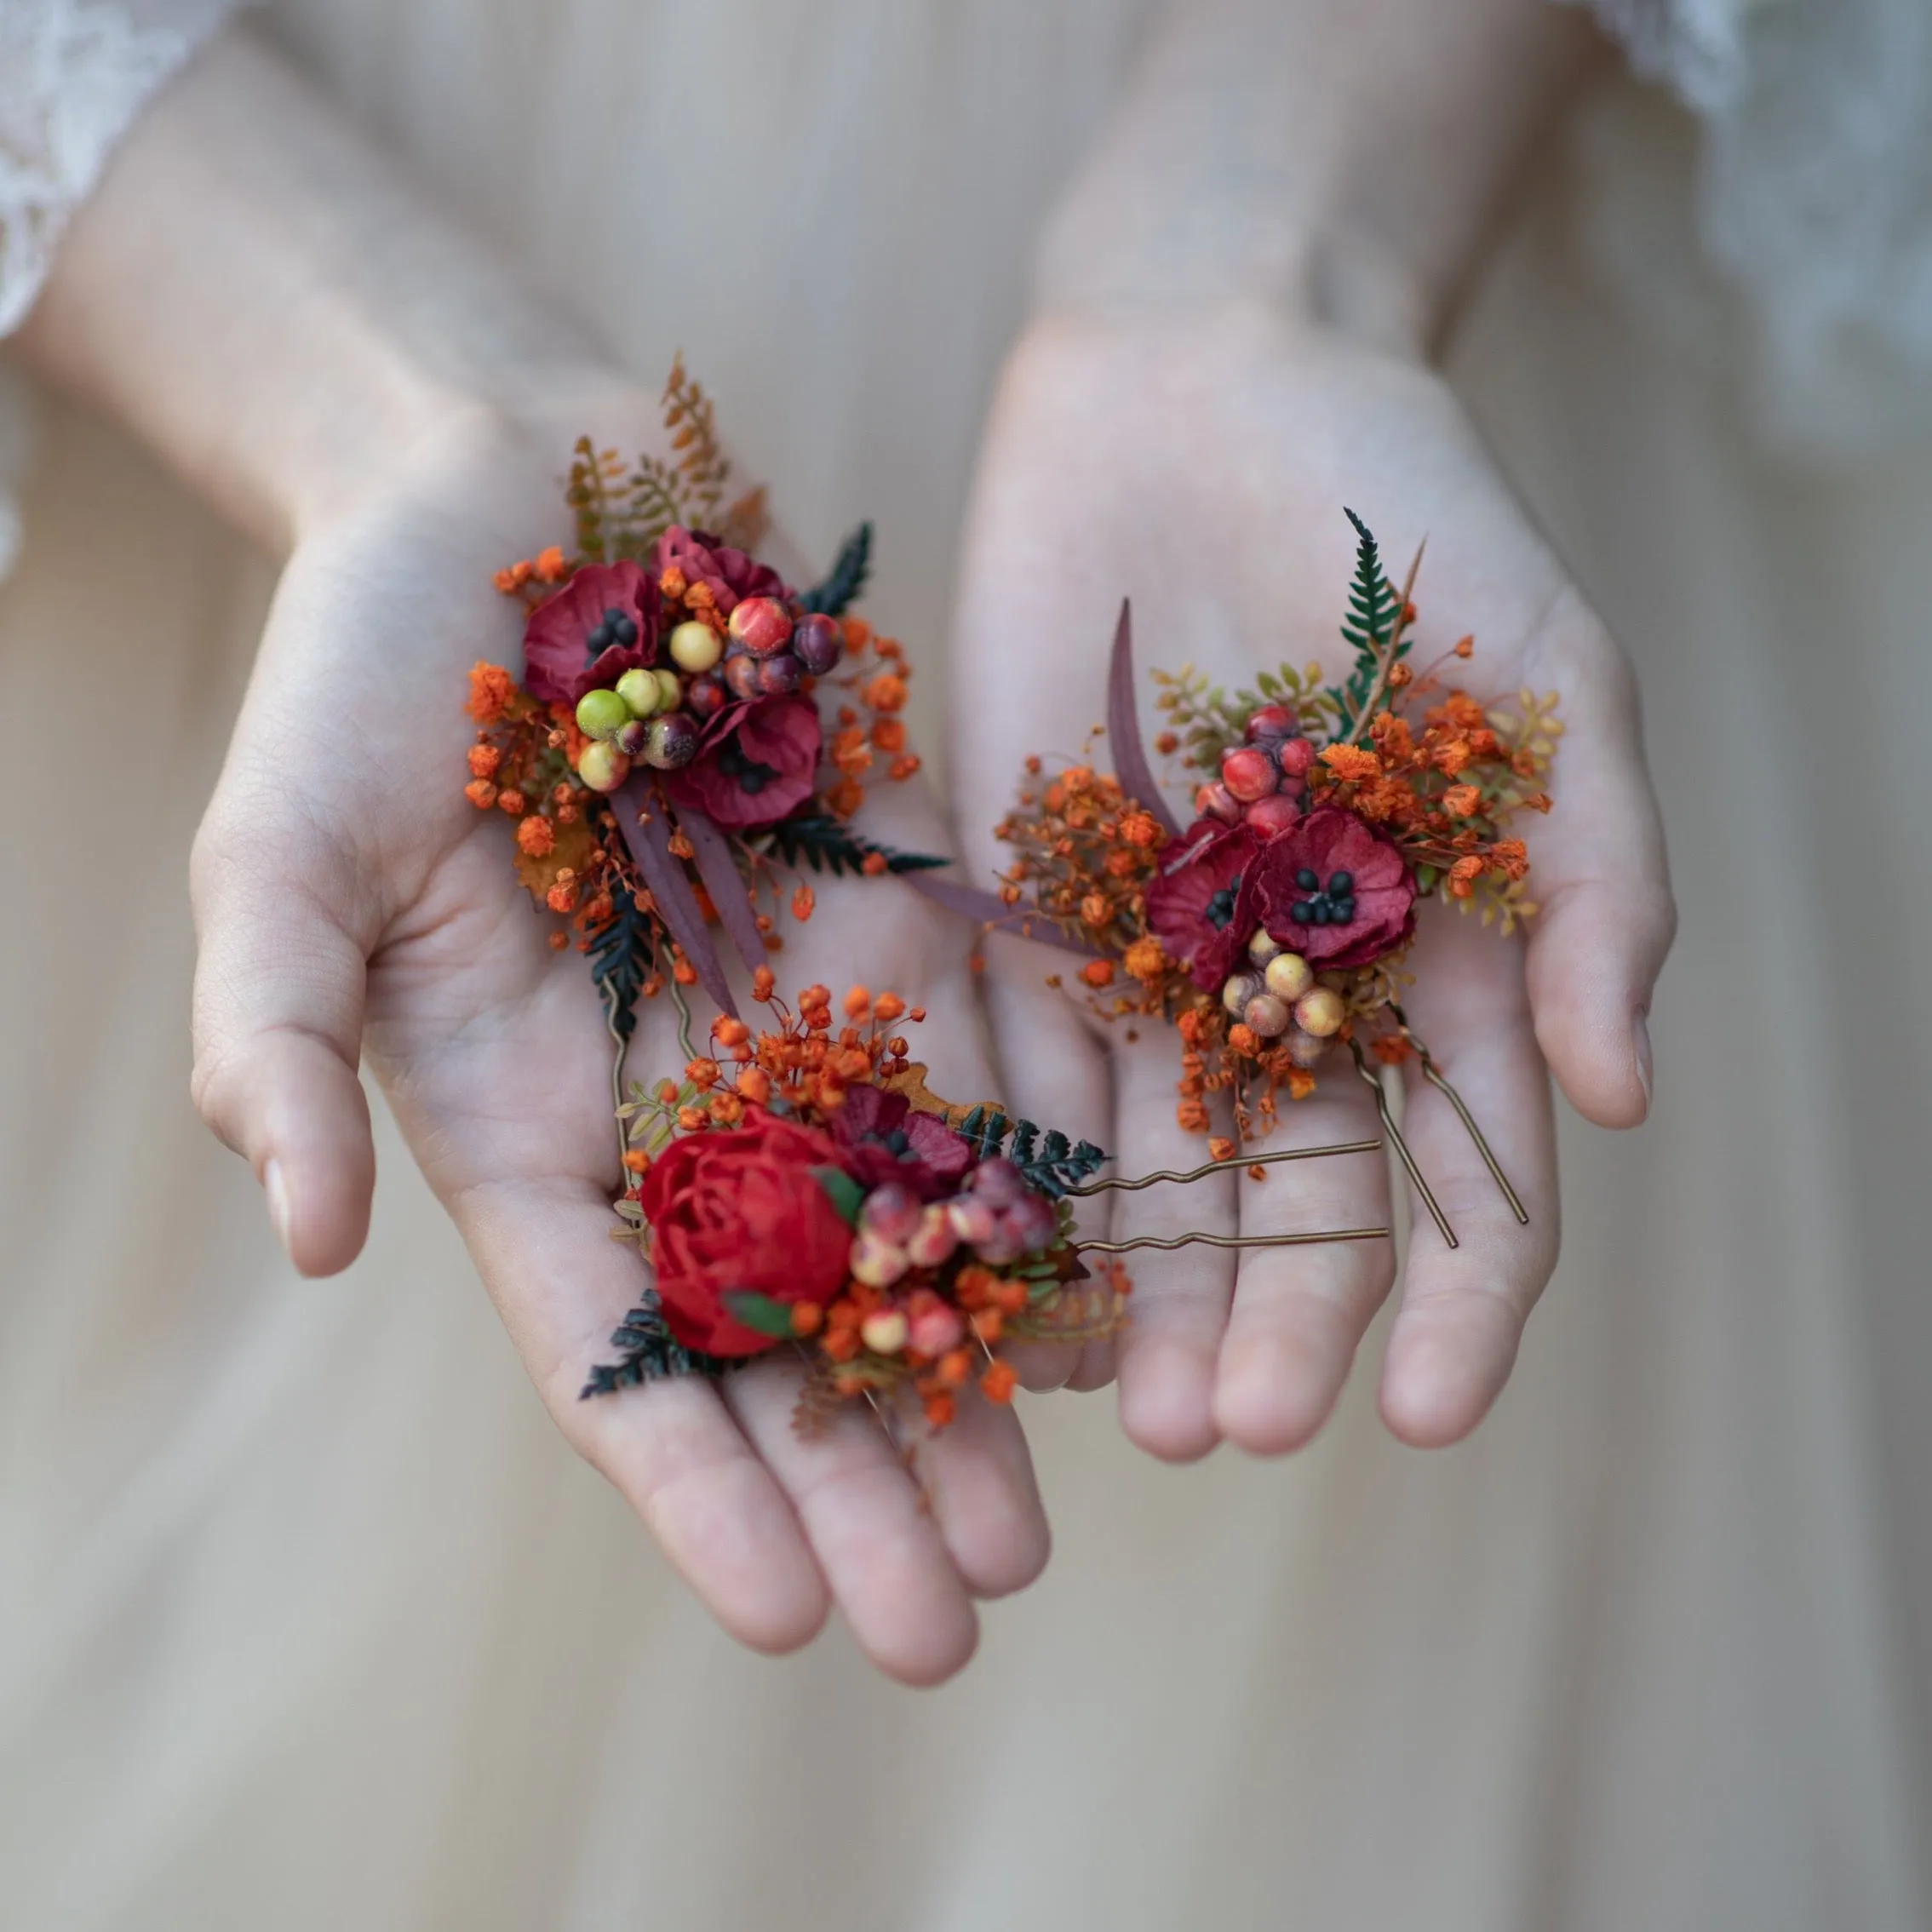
189;801;377;1276
1522;612;1677;1128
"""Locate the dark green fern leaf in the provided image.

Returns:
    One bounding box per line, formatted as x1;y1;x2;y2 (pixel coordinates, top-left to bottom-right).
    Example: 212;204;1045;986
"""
586;877;656;1040
1012;1127;1108;1200
1340;507;1398;656
755;811;948;879
581;1292;734;1398
796;522;873;617
1330;507;1408;732
957;1104;1014;1162
957;1108;1108;1198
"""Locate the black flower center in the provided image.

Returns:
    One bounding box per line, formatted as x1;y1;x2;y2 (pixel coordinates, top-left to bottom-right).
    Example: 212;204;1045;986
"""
1288;867;1358;928
716;741;780;794
1204;872;1244;931
584;605;639;661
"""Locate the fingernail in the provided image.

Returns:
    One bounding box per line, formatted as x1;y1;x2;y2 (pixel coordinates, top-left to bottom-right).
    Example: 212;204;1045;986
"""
264;1158;291;1253
1633;1009;1654;1114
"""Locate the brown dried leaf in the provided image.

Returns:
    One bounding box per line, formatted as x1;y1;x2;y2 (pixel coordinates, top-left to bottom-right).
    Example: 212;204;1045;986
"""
513;811;596;904
881;1061;1001;1129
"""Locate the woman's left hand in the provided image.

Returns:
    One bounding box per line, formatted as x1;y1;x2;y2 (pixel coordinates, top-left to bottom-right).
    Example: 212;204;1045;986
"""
186;403;1050;1683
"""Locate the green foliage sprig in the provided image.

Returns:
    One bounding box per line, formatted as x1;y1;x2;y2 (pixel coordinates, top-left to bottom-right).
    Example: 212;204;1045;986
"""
754;812;949;879
582;1295;734;1397
955;1105;1108;1199
797;524;873;617
1329;507;1408;736
586;877;656;1040
565;358;767;563
1153;662;1339;777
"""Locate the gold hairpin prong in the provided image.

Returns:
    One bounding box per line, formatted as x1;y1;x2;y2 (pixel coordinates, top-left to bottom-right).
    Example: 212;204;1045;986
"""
1065;1137;1383;1196
1385;1002;1529;1227
1348;1037;1459;1249
1075;1226;1390;1256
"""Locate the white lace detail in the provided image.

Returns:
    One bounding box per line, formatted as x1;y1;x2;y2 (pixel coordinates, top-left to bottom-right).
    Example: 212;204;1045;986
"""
0;0;238;339
1571;0;1932;449
0;0;237;579
1569;0;1759;109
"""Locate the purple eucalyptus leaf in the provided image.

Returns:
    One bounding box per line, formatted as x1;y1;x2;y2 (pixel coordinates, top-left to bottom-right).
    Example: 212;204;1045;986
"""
613;777;740;1020
1106;599;1183;840
903;873;1108;959
675;804;768;976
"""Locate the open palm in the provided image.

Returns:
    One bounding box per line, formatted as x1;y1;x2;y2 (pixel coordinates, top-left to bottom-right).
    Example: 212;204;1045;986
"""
951;304;1675;1460
189;407;1046;1682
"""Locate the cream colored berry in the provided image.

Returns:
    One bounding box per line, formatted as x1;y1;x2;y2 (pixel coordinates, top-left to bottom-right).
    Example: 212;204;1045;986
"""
860;1309;909;1355
1264;951;1313;1001
848;1229;909;1289
1247;927;1282;966
1285;1027;1330;1069
1293;987;1345;1037
576;741;631;793
1244;993;1291;1038
1222;970;1262;1017
668;619;723;673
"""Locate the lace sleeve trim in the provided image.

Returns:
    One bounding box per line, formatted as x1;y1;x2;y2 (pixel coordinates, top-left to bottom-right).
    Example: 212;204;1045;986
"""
1568;0;1757;110
0;0;242;338
1569;0;1932;449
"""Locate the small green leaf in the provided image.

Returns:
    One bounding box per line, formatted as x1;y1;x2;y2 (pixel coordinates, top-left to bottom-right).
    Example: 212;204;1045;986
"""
811;1166;867;1227
720;1292;800;1339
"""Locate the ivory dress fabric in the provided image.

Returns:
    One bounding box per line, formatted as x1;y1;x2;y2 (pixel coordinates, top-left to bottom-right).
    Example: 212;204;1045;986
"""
2;3;1929;1928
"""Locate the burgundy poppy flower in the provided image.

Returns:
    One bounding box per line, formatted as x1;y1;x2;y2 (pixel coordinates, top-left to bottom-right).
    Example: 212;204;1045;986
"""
1251;805;1416;969
1143;817;1263;991
652;525;788;616
662;694;822;829
830;1086;975;1201
520;559;660;706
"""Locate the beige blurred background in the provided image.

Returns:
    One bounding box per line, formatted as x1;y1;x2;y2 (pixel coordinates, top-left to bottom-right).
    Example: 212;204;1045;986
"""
3;3;1928;1926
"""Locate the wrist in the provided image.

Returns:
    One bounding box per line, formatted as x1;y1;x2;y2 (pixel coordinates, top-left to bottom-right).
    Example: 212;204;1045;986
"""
17;28;650;558
276;361;650;551
1029;0;1602;359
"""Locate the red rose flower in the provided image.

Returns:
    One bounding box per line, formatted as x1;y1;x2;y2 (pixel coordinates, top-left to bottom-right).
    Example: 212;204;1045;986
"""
521;559;660;706
1251;804;1417;969
652;525;788;616
642;1108;853;1356
1142;817;1263;990
830;1086;974;1201
663;694;822;828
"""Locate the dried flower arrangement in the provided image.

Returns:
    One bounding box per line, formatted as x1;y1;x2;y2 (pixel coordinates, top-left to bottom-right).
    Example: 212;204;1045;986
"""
463;364;1144;1433
463;390;1514;1436
463;358;941;1041
586;977;1131;1432
976;512;1561;1243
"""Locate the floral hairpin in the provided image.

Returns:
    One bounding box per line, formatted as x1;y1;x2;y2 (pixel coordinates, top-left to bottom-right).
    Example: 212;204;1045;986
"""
463;358;942;1049
956;512;1561;1247
582;978;1386;1432
582;979;1130;1431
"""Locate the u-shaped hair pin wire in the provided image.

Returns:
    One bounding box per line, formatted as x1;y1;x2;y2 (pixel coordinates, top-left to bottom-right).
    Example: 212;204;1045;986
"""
1347;1009;1531;1253
1069;1136;1392;1256
1385;1002;1529;1226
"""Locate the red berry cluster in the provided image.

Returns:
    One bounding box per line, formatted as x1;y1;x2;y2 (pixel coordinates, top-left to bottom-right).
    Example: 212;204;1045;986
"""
1194;703;1319;839
693;599;846;714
